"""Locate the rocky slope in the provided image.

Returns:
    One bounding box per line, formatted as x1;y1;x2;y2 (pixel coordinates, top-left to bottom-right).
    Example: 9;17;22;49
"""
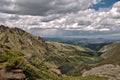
0;25;48;62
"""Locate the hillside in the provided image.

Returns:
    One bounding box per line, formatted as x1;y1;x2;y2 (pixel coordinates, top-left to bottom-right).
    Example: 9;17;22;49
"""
0;25;57;80
0;25;106;80
0;25;48;61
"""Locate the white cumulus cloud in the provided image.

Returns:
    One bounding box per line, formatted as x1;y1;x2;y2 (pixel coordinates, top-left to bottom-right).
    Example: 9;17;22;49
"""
0;0;120;38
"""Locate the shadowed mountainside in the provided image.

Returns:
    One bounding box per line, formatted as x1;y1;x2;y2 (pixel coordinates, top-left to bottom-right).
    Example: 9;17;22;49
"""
99;42;120;65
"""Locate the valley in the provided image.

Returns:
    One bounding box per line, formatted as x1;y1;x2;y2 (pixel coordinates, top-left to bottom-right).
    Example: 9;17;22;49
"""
0;25;120;80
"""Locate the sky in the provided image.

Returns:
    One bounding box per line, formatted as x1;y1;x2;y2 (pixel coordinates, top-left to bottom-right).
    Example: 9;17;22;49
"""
0;0;120;38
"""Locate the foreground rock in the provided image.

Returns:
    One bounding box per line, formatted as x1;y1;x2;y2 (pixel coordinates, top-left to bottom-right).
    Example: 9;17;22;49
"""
82;64;120;80
0;63;26;80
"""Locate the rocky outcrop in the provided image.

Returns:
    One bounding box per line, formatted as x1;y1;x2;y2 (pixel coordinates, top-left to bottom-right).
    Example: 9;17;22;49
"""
0;63;26;80
82;64;120;80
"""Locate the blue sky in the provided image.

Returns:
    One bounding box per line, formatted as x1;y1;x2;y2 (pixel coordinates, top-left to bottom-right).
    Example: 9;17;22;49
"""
92;0;119;10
